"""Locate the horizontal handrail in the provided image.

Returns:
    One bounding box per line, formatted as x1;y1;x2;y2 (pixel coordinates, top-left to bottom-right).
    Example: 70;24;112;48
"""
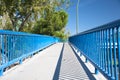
0;30;59;76
69;20;120;80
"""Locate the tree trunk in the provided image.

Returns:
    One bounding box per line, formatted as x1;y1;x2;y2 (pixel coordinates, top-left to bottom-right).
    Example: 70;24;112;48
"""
18;12;32;31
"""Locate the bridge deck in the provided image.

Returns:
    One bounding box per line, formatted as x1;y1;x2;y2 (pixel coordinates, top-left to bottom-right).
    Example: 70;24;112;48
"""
0;43;63;80
0;42;104;80
54;43;95;80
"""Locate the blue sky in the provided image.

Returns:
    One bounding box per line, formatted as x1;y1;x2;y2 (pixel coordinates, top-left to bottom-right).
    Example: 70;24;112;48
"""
66;0;120;35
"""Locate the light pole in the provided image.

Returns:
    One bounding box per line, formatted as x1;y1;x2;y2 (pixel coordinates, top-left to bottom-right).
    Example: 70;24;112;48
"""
76;0;80;34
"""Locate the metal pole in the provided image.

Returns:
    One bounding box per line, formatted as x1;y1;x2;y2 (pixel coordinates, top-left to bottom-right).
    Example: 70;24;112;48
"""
76;0;80;34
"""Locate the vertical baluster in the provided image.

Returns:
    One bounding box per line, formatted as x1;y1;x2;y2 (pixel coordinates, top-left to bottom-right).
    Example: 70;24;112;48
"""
109;28;114;78
95;31;99;74
33;36;34;50
9;36;11;61
94;32;97;63
100;30;102;68
79;36;81;55
106;29;109;74
16;36;18;58
1;35;5;64
96;31;99;65
117;27;120;79
9;35;12;61
88;34;90;58
19;35;21;57
85;34;88;63
31;36;33;56
88;34;89;58
102;30;105;70
112;28;118;80
97;31;99;65
93;32;95;61
92;33;94;61
7;35;9;62
104;30;107;72
0;35;4;76
107;29;111;76
19;35;22;64
99;31;101;67
98;31;100;67
12;36;15;60
93;32;95;62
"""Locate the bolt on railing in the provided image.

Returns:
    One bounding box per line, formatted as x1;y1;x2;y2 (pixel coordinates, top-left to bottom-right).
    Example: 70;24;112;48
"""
0;30;59;76
69;19;120;80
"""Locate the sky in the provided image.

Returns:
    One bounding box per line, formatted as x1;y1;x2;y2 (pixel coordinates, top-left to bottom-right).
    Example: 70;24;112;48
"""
66;0;120;36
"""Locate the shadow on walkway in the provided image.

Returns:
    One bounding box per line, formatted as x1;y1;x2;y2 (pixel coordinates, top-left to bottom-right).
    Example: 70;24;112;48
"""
70;44;96;80
53;43;96;80
53;43;64;80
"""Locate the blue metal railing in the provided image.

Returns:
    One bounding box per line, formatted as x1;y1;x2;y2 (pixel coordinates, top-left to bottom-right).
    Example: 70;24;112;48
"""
69;19;120;80
0;30;59;76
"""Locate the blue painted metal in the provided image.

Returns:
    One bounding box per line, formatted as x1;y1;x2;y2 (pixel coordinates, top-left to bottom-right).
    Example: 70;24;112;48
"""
117;27;120;80
95;68;98;74
85;58;88;63
0;30;59;76
112;28;118;80
69;19;120;80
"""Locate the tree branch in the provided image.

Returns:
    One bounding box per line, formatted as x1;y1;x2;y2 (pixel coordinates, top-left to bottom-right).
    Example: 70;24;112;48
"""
18;12;32;31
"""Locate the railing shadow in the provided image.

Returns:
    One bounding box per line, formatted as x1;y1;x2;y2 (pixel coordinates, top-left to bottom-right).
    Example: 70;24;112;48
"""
53;43;96;80
53;43;64;80
70;44;96;80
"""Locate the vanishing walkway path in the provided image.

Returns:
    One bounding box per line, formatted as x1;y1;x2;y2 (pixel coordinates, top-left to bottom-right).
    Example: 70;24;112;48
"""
0;43;102;80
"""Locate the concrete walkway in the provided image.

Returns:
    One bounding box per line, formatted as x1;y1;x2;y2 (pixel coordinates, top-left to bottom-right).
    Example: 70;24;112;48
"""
0;42;106;80
53;43;96;80
0;43;63;80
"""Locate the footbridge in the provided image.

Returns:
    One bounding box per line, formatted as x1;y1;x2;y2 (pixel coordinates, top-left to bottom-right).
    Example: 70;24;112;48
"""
0;20;120;80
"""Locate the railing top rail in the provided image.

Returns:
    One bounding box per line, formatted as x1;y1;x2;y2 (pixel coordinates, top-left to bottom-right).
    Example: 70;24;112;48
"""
0;30;54;38
70;19;120;37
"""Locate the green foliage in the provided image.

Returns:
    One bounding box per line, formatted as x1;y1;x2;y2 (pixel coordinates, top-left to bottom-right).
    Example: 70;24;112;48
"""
32;9;69;40
0;0;70;31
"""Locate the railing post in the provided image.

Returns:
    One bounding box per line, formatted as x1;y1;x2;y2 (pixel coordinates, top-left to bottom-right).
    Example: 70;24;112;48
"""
117;27;120;80
80;53;82;56
77;49;79;53
109;29;114;79
95;68;98;74
112;28;118;80
0;68;3;76
107;29;111;76
19;59;23;64
0;35;5;76
1;35;5;65
85;58;88;63
69;20;120;80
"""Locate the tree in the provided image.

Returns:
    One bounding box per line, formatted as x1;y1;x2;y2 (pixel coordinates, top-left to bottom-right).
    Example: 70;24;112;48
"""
32;8;69;40
0;0;70;31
